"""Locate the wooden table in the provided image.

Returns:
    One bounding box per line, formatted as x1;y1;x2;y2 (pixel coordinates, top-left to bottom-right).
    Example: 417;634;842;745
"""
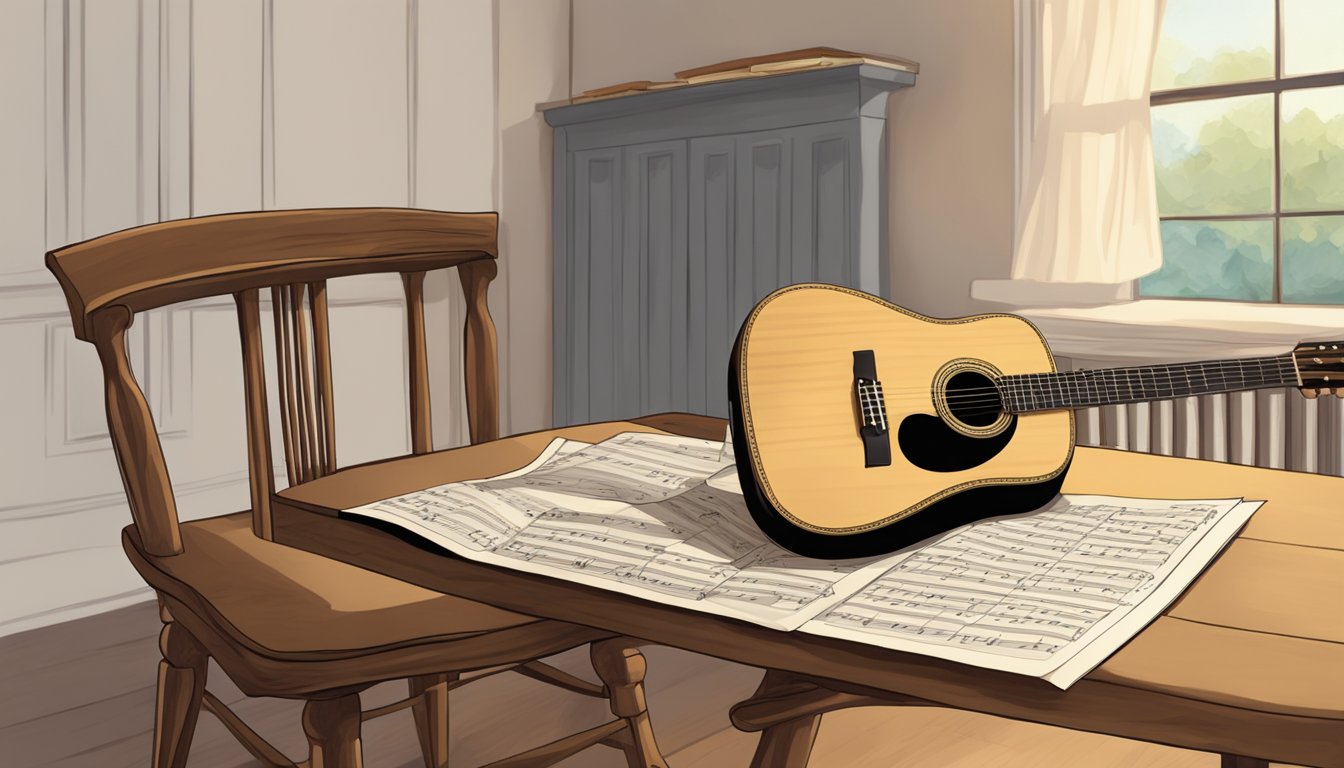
270;414;1344;768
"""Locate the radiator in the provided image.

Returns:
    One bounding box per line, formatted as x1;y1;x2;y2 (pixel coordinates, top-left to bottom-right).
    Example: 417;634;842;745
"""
1074;389;1344;476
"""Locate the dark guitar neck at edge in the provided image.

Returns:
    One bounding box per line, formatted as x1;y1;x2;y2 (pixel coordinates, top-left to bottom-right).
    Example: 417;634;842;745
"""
1000;354;1301;413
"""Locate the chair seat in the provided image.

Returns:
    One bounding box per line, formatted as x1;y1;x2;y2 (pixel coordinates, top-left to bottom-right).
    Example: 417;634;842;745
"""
124;511;599;661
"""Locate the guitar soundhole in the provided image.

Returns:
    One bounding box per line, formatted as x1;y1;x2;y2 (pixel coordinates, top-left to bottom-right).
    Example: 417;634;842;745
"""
945;370;1002;428
898;367;1016;473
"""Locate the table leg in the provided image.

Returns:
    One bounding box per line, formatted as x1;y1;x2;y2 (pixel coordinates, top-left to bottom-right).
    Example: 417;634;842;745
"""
740;670;822;768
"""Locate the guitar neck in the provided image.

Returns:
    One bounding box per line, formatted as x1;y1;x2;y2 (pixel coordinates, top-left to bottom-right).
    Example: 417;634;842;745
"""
999;354;1300;414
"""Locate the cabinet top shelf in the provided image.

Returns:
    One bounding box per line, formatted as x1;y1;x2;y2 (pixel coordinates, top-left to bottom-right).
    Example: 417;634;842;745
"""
540;64;917;128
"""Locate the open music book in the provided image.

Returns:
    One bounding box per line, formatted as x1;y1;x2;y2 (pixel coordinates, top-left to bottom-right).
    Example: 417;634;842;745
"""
345;433;1261;689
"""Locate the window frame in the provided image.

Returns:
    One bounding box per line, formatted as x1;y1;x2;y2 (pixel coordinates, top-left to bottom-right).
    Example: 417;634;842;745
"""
1144;0;1344;304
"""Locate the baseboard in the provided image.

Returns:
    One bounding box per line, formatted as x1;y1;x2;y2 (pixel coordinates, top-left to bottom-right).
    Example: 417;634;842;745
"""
0;586;155;638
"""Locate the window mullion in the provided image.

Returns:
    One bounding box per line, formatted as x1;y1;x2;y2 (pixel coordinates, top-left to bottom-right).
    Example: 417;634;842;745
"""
1273;0;1283;303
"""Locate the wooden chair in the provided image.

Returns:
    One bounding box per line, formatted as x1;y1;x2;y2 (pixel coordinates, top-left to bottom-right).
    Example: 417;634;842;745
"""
46;208;668;768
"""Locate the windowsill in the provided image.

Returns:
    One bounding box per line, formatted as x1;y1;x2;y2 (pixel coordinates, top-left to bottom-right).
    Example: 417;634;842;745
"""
971;279;1344;362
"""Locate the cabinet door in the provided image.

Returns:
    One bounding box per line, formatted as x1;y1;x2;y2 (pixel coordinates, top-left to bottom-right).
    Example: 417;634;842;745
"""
622;140;688;418
565;147;623;424
734;130;794;329
790;121;861;288
688;136;736;417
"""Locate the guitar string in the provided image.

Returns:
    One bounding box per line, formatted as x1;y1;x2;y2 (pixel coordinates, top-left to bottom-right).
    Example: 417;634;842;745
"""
945;360;1300;412
937;361;1300;402
846;357;1302;407
859;359;1304;419
856;357;1300;398
877;359;1300;401
942;364;1303;418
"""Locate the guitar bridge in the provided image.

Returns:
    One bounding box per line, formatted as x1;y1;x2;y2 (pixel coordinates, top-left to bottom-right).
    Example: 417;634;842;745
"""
852;350;892;468
856;378;888;434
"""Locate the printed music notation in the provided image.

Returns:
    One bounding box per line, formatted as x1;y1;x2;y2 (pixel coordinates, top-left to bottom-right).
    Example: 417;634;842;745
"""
344;433;1261;688
800;495;1262;687
346;433;892;629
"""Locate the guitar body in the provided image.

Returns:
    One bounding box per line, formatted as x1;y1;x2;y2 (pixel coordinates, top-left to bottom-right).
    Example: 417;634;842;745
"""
729;283;1074;558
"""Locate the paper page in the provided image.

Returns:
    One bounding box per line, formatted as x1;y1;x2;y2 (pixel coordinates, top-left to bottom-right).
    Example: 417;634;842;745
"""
346;432;893;630
799;495;1261;688
347;433;1261;688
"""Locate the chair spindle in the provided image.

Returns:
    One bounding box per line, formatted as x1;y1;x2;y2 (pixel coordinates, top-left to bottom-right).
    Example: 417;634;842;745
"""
291;283;320;479
403;271;433;455
271;285;301;485
309;281;337;475
270;283;336;485
458;259;500;444
235;289;276;539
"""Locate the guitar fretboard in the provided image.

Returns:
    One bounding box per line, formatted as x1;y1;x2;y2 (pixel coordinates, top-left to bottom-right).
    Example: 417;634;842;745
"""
999;355;1299;413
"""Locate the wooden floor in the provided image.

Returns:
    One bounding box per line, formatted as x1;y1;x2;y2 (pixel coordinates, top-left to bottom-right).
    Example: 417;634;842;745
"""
2;600;1291;768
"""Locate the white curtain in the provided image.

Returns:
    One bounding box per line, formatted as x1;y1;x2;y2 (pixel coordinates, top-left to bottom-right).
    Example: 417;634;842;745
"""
1013;0;1166;283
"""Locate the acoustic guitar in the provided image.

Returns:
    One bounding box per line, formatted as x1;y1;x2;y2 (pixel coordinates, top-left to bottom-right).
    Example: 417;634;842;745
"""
728;283;1344;558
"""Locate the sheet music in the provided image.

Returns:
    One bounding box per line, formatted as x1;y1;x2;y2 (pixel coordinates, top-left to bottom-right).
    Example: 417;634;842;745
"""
346;433;893;629
799;495;1262;688
346;433;1261;688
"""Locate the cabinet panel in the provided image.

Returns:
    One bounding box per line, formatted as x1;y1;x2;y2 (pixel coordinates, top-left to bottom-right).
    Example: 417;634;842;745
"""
689;136;736;417
569;147;623;423
623;141;688;418
791;122;860;287
735;131;793;328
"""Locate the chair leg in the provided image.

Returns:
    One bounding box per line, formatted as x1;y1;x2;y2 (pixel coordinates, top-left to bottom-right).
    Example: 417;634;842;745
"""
1221;756;1270;768
152;616;208;768
591;638;667;768
409;673;456;768
303;694;364;768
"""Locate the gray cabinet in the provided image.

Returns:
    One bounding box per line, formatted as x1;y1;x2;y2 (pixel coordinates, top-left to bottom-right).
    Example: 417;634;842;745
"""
545;65;915;425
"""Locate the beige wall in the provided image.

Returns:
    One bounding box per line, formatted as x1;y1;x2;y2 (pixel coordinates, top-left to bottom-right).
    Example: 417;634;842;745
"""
497;0;571;435
570;0;1016;318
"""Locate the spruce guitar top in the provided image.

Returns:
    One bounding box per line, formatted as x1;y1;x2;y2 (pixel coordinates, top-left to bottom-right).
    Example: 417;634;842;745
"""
727;283;1344;558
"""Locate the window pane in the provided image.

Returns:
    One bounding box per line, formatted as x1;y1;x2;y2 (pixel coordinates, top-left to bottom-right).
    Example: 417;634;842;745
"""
1152;0;1273;90
1283;0;1344;76
1282;85;1344;211
1283;216;1344;304
1153;95;1274;215
1141;220;1274;300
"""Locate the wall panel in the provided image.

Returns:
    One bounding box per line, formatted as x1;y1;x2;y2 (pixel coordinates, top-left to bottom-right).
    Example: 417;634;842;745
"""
272;0;408;208
1;0;492;635
0;1;48;282
192;0;263;215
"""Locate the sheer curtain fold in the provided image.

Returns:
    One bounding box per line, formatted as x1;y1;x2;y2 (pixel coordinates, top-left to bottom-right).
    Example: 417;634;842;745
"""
1013;0;1166;284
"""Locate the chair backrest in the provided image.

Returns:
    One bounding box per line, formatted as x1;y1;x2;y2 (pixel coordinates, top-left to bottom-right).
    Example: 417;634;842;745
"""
46;208;500;558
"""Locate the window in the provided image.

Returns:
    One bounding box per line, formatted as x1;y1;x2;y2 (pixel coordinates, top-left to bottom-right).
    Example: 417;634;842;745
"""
1140;0;1344;304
